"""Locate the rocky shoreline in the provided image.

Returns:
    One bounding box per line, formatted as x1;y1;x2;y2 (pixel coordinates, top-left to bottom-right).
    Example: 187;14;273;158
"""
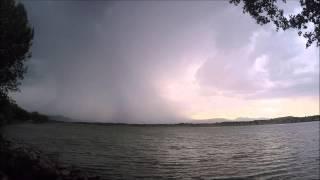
0;136;100;180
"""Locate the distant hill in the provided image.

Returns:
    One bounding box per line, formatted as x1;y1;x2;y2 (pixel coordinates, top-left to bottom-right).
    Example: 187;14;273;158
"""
191;118;230;124
191;117;268;124
48;115;75;122
234;117;268;121
208;115;319;127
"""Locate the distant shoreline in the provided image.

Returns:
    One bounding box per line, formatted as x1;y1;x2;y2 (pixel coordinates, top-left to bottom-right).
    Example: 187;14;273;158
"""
47;115;320;127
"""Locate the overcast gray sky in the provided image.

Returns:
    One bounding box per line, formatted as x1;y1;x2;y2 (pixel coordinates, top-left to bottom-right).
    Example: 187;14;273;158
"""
13;1;319;123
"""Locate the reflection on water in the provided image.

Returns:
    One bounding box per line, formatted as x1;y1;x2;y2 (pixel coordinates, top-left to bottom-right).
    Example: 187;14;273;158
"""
4;122;320;179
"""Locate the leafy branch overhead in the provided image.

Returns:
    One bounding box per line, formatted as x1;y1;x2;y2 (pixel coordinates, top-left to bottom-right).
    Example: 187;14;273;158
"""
230;0;320;48
0;0;34;98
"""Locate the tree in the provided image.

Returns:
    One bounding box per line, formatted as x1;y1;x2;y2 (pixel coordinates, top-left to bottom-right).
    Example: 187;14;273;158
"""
0;0;33;125
0;0;34;100
229;0;320;48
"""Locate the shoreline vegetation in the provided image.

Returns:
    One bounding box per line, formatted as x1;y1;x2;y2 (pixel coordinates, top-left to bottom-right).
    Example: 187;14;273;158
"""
0;101;102;180
47;115;319;127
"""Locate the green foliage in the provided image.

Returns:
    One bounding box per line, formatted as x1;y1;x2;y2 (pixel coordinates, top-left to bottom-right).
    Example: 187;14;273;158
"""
30;112;49;123
0;97;49;125
0;0;37;126
0;98;26;125
230;0;320;48
0;0;34;98
0;96;14;125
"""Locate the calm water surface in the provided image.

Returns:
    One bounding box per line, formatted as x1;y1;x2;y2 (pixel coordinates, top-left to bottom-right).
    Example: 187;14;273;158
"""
4;122;320;179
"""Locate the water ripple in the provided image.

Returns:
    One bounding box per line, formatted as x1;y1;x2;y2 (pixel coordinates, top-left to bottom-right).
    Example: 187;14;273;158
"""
4;122;319;179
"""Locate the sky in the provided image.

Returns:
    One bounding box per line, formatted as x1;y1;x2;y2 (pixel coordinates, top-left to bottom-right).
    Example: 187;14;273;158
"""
13;1;319;123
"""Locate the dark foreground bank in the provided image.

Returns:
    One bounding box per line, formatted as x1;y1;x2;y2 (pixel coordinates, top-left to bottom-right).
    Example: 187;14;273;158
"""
0;136;100;180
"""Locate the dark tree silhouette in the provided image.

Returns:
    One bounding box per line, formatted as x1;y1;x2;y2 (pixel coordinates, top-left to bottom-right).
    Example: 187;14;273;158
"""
0;0;34;100
230;0;320;48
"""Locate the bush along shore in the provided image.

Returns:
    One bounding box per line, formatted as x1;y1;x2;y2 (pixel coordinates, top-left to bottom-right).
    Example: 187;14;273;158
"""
0;97;101;180
0;135;101;180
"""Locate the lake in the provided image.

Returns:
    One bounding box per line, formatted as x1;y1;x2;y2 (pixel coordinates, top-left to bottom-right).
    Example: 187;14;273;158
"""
3;121;319;179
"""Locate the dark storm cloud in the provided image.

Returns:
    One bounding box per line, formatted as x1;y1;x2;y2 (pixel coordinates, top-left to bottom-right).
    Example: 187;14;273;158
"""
14;1;217;122
12;1;318;121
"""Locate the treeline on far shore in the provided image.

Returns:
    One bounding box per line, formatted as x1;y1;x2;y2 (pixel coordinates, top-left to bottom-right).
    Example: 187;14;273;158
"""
0;98;49;126
55;115;320;127
209;115;320;127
